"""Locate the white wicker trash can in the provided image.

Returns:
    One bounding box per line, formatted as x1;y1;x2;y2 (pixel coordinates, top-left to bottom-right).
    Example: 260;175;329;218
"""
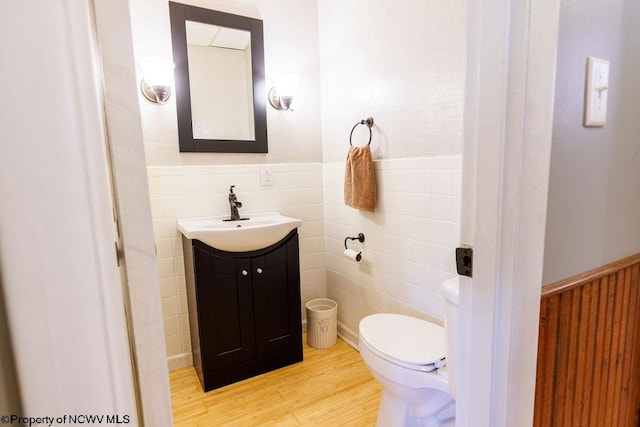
305;298;338;349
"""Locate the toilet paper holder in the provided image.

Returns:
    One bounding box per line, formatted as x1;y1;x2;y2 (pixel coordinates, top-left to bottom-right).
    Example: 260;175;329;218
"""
344;233;365;249
344;233;365;262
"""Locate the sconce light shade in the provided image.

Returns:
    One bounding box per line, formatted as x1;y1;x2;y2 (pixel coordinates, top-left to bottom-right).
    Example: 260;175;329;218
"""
140;58;175;104
268;73;299;111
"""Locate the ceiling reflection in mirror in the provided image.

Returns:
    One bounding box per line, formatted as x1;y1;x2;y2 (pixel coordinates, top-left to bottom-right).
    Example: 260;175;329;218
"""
186;21;255;141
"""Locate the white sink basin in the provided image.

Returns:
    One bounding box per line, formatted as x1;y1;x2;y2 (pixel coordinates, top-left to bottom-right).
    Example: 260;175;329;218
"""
177;213;302;252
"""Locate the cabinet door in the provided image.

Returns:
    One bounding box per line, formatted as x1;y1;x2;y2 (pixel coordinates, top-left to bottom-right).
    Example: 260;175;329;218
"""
252;237;302;356
193;247;256;370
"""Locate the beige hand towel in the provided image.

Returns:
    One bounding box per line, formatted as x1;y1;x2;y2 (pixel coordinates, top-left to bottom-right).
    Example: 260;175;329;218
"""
344;145;376;212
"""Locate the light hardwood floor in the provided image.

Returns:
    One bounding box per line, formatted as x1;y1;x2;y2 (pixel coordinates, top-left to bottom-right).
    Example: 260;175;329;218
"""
169;337;382;426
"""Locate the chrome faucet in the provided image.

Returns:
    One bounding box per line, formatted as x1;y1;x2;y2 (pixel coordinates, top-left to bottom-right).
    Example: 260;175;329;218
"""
228;185;242;220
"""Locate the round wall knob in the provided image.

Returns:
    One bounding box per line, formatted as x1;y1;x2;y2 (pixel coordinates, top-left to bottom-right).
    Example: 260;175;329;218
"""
256;268;263;274
241;270;248;276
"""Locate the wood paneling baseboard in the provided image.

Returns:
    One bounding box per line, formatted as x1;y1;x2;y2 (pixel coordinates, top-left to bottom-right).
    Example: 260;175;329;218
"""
534;254;640;427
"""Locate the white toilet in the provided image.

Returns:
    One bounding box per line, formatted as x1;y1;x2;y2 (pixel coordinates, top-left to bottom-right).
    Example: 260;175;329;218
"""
359;277;460;427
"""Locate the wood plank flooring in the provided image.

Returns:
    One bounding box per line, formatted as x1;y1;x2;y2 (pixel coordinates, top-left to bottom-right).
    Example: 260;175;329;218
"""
169;337;382;426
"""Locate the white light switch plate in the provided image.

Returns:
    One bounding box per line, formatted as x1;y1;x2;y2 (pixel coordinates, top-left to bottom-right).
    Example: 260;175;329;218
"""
584;57;609;127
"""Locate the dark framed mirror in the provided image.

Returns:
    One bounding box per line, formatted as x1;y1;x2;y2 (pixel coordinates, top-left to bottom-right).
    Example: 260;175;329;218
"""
169;2;268;153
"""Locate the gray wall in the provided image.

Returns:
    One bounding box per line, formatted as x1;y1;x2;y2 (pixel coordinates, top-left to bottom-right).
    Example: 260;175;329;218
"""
543;0;640;284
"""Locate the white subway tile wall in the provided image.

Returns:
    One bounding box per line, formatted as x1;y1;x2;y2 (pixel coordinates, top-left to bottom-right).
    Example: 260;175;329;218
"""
147;163;326;369
148;156;462;369
323;156;462;339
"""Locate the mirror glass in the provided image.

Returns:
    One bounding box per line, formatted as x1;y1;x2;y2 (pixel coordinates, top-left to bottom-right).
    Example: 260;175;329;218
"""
186;21;255;141
169;2;268;153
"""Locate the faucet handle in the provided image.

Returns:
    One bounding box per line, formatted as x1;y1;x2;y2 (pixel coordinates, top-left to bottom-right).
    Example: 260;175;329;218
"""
229;185;235;194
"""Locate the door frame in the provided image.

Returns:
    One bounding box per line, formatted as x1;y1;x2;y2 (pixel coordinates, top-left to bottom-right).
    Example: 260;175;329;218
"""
0;0;139;419
458;0;560;425
92;0;174;425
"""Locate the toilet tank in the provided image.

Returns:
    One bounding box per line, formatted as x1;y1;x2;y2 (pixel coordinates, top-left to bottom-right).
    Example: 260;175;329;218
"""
441;277;460;399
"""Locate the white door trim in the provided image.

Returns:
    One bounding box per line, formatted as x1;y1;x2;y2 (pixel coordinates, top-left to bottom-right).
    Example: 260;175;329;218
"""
0;0;137;418
458;0;560;425
91;0;174;425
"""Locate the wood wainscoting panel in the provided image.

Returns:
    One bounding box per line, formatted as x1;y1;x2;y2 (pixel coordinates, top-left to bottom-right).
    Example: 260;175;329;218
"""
534;254;640;426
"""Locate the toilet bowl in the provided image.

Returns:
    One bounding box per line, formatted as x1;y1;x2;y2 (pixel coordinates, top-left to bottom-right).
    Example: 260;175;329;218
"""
359;314;455;427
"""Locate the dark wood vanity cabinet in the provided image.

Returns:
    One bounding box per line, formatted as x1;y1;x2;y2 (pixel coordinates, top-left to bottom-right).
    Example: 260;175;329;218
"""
183;229;303;391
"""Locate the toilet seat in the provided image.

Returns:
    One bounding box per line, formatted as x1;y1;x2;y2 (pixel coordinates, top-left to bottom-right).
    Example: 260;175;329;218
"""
359;314;446;372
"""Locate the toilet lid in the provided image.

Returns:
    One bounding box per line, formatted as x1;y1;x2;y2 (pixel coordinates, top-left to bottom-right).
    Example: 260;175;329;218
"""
359;314;446;367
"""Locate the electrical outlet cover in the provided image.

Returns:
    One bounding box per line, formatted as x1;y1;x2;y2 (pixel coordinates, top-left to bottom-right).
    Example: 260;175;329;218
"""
260;166;273;186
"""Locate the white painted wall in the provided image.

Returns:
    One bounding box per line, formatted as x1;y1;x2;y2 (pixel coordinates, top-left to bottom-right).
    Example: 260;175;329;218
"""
317;0;466;162
129;0;323;165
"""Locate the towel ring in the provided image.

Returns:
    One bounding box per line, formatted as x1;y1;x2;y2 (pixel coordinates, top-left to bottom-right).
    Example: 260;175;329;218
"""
349;117;374;146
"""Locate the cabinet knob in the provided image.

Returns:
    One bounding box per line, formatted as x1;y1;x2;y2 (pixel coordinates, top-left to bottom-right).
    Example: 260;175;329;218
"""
256;268;263;274
241;270;248;276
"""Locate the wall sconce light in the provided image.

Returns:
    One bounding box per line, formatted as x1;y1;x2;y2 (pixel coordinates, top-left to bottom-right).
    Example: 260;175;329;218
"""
268;73;299;111
140;58;175;105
